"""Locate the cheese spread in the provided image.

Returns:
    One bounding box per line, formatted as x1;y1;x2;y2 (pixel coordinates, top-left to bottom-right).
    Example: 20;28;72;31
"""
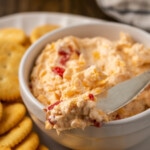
30;33;150;133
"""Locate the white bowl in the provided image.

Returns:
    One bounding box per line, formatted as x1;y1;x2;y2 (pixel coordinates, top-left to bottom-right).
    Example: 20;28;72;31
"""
19;22;150;150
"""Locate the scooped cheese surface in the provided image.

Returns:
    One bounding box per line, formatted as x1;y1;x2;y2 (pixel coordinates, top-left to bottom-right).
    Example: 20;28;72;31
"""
30;33;150;132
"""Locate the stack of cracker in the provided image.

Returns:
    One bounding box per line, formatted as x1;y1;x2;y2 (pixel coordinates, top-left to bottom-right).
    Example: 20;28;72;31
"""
0;25;59;150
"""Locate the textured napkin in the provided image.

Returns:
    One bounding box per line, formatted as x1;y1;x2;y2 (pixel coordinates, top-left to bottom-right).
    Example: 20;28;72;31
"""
96;0;150;31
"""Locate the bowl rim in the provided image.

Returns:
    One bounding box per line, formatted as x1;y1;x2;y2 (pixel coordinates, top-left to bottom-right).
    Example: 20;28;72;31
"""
19;21;150;126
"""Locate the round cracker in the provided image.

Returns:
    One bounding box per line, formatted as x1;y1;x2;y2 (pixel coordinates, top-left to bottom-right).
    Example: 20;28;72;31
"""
0;40;26;101
0;28;27;44
15;132;39;150
0;116;33;148
0;145;11;150
0;102;3;121
0;103;26;135
30;24;59;43
37;144;49;150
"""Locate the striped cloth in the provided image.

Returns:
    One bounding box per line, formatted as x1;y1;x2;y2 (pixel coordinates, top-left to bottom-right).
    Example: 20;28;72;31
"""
96;0;150;31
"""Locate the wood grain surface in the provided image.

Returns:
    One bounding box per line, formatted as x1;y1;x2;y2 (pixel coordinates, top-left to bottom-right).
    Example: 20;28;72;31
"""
0;0;116;22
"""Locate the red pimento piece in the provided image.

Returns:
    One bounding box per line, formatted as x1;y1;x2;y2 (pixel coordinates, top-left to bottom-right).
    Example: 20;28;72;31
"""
48;118;55;125
58;50;68;56
52;66;65;78
60;54;70;65
58;46;80;65
47;100;62;111
48;117;57;125
88;94;95;101
92;120;102;127
58;48;70;65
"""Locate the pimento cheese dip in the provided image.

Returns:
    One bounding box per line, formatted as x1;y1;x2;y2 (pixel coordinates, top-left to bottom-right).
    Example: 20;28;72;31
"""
30;33;150;133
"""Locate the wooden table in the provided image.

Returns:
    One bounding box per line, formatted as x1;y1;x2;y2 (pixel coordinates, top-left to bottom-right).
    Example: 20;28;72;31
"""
0;0;116;22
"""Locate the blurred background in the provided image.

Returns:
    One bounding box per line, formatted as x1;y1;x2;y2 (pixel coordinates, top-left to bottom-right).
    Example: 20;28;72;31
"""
1;0;150;31
0;0;115;21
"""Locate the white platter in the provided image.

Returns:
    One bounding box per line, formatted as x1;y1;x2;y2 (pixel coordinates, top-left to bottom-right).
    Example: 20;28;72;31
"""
0;12;149;150
0;12;102;35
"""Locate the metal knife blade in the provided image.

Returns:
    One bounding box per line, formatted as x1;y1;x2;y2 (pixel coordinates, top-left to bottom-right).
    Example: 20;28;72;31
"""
97;71;150;114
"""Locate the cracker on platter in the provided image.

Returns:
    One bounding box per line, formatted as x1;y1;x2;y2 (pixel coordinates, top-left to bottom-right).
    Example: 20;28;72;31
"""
14;132;39;150
0;103;26;135
30;24;60;43
0;102;3;121
0;24;61;150
0;40;26;101
37;144;49;150
0;116;33;148
0;28;27;45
